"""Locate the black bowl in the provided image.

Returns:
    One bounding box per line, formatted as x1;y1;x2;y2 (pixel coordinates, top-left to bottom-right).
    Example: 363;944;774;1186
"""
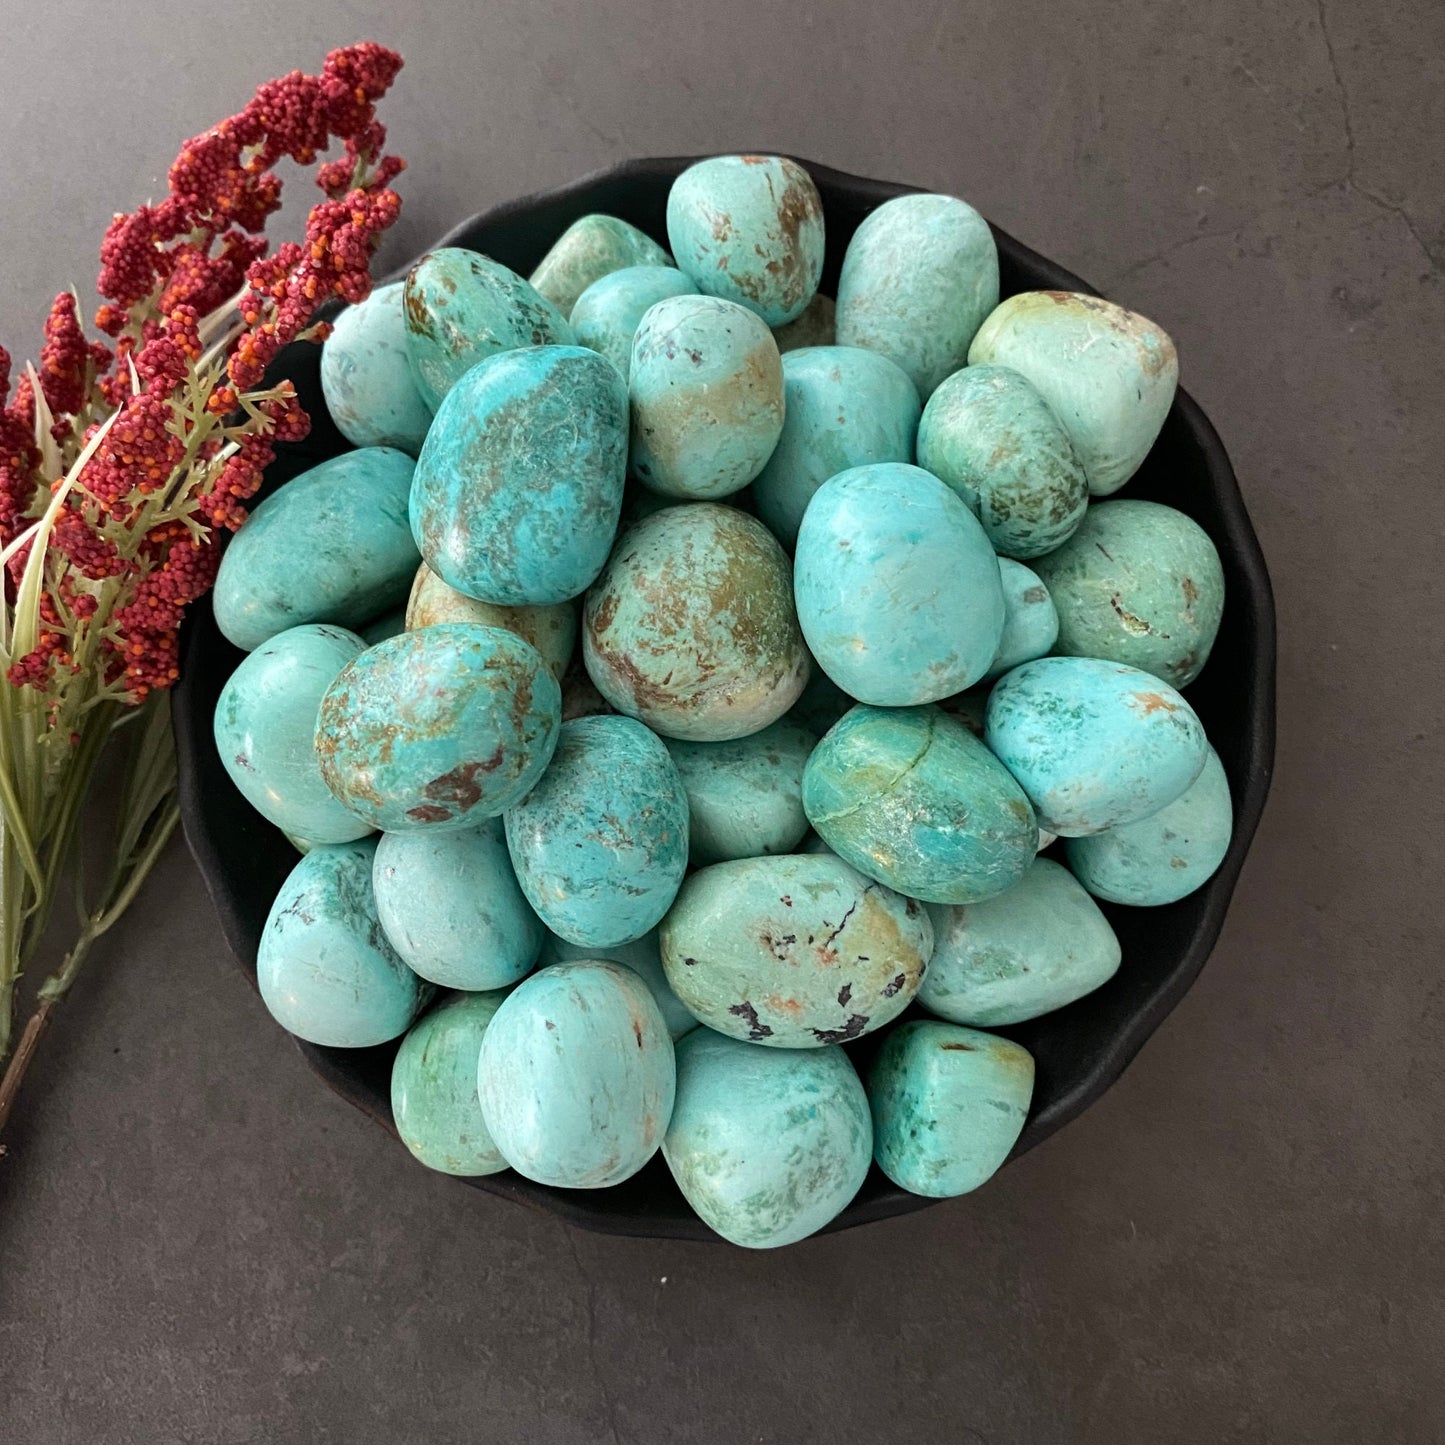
173;156;1276;1241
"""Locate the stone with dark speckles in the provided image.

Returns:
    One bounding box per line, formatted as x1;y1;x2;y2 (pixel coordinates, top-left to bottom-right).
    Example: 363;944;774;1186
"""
538;930;697;1041
985;559;1059;681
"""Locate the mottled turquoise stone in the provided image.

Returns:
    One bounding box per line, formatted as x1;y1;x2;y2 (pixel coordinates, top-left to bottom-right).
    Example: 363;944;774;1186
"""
985;559;1059;681
629;295;785;499
803;704;1037;904
214;624;371;845
390;990;510;1176
320;281;433;454
1031;500;1225;687
867;1020;1033;1198
539;930;697;1041
257;838;427;1047
985;656;1207;836
213;447;419;651
920;857;1121;1026
968;292;1178;496
663;1030;871;1248
411;345;627;607
477;960;675;1188
583;504;809;741
529;214;673;318
915;363;1088;558
373;817;543;990
570;266;698;381
504;715;689;947
666;155;825;326
316;624;561;833
659;852;932;1047
835;193;999;398
752;346;921;547
773;293;835;352
1067;746;1233;905
402;248;573;411
793;463;1004;705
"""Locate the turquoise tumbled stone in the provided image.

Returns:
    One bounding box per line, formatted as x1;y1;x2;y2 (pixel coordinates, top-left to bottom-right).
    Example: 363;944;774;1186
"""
1031;500;1226;687
773;293;835;353
316;624;561;833
664;1030;871;1248
666;155;825;326
539;930;697;1041
867;1020;1033;1198
214;623;371;845
529;214;673;318
390;990;511;1176
659;852;932;1047
985;656;1207;836
835;193;999;398
373;817;543;990
411;345;627;607
213;447;419;651
505;715;689;947
320;281;433;455
569;265;698;381
985;559;1059;681
793;463;1004;705
752;346;921;548
803;704;1037;905
915;363;1088;559
477;960;675;1188
919;857;1121;1026
402;248;573;411
1067;746;1233;905
968;292;1178;496
257;838;426;1047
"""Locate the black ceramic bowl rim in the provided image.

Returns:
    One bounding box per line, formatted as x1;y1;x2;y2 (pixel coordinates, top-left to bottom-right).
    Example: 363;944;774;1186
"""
173;155;1277;1242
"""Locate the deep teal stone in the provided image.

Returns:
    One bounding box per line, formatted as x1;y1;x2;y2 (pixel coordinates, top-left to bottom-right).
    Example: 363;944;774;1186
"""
793;463;1004;705
985;559;1059;680
529;214;673;318
570;265;698;380
213;447;418;651
538;930;697;1041
505;715;689;947
773;293;835;352
663;1030;871;1248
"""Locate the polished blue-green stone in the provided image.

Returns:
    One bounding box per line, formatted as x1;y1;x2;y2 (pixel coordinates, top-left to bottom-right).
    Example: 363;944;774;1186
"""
1067;746;1233;905
538;930;697;1041
477;960;675;1188
257;838;427;1047
402;248;573;411
529;214;673;318
793;463;1004;705
968;292;1178;496
213;447;418;651
666;155;825;326
664;1030;871;1248
316;624;561;833
505;715;689;947
411;345;627;606
570;265;698;381
919;857;1121;1026
985;559;1059;681
985;656;1207;836
773;293;835;352
915;363;1088;558
867;1020;1033;1198
835;193;999;398
391;990;511;1176
373;817;543;990
752;346;921;547
803;704;1037;904
320;281;433;454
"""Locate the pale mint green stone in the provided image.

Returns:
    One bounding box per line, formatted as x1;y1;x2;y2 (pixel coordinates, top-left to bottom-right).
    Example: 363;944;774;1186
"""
477;961;675;1188
868;1020;1034;1197
985;656;1207;836
391;991;511;1176
835;194;999;399
920;857;1121;1026
968;292;1179;496
1067;747;1233;905
214;623;371;845
753;346;921;547
373;817;543;990
773;293;835;352
985;560;1059;681
257;839;427;1048
915;363;1088;558
570;266;697;381
213;447;418;651
664;1030;870;1247
360;607;406;645
320;281;433;454
538;930;697;1041
530;215;673;318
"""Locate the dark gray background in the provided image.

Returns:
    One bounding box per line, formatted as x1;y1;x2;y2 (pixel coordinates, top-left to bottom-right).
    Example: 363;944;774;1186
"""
2;2;1441;1441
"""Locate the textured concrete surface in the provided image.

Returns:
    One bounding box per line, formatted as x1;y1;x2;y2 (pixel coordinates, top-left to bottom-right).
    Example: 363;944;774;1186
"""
1;2;1442;1441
